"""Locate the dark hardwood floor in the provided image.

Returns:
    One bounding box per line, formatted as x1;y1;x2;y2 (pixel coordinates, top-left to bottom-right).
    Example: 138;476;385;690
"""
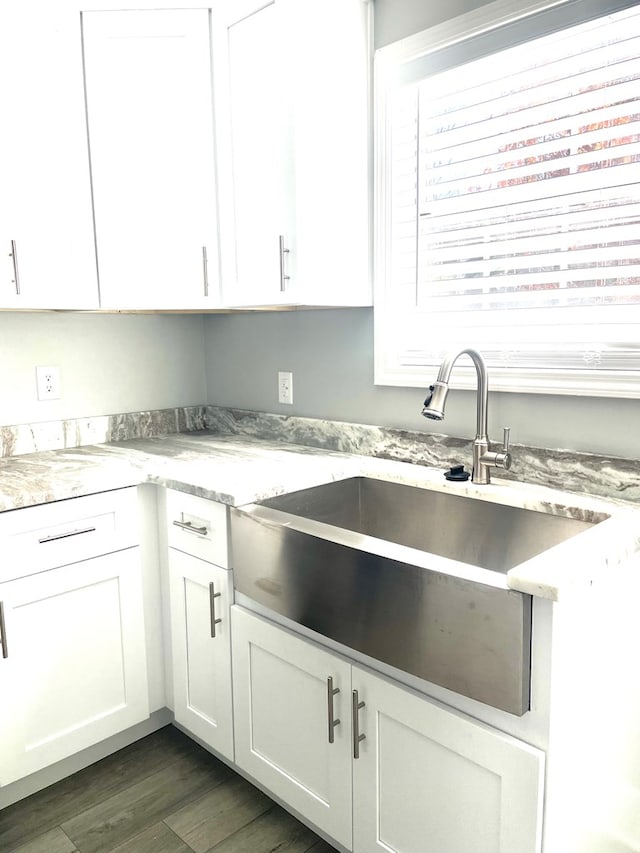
0;726;339;853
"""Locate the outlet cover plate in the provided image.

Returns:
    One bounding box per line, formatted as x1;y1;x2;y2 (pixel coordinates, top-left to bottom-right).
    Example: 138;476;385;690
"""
36;365;61;401
278;371;293;405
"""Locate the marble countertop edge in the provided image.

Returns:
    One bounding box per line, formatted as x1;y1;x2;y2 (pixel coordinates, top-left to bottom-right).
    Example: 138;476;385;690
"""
1;431;639;602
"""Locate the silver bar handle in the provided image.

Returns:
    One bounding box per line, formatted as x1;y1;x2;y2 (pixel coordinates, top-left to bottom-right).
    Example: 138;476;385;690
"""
352;689;366;759
39;526;96;544
9;240;20;295
209;582;222;638
279;235;290;291
202;246;209;297
0;602;7;659
172;519;208;537
327;676;341;743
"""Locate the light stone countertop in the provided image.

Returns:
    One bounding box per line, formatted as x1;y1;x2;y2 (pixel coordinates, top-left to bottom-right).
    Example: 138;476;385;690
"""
1;430;639;601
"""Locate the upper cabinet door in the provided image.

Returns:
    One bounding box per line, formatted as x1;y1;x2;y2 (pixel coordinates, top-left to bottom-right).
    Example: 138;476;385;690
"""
288;0;371;306
0;4;98;309
82;9;221;310
217;0;372;308
216;0;294;307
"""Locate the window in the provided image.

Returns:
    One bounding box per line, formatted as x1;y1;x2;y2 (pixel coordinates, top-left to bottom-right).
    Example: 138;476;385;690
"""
374;0;640;396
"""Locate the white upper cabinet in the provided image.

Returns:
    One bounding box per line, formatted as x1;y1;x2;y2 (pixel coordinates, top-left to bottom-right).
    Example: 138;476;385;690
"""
217;1;294;306
216;0;372;308
82;9;221;309
1;0;370;312
0;3;98;309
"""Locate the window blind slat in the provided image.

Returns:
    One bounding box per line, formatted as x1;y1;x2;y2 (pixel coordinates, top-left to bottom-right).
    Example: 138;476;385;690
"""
425;57;640;129
420;169;640;215
421;145;640;201
423;104;640;166
422;124;640;187
424;10;640;112
420;265;640;291
418;281;640;311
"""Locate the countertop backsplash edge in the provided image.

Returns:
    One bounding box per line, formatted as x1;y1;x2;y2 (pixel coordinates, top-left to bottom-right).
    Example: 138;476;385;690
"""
1;404;638;504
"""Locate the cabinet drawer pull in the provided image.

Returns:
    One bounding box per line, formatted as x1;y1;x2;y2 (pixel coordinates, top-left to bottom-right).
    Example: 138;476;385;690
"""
327;676;341;743
38;526;96;544
0;602;8;659
352;689;366;759
202;246;209;297
172;519;208;537
279;235;290;291
9;239;20;294
209;582;222;638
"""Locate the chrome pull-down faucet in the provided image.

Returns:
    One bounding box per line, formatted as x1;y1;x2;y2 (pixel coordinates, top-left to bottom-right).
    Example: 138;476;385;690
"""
422;347;512;484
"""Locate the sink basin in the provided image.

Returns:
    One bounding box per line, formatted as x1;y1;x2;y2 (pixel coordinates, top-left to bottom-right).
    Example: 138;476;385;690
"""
230;476;606;715
256;476;599;574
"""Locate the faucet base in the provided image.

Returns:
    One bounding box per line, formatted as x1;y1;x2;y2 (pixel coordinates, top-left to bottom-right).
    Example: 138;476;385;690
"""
472;438;491;484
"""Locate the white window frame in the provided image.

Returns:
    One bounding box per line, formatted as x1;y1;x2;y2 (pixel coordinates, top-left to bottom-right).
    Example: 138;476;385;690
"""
373;0;640;397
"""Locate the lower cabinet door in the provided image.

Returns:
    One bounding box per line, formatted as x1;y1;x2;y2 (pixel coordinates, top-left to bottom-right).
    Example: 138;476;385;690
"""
231;606;353;850
351;665;545;853
0;549;149;785
169;549;234;760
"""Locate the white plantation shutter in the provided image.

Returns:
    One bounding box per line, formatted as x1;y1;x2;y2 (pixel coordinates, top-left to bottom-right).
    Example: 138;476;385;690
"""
375;0;640;396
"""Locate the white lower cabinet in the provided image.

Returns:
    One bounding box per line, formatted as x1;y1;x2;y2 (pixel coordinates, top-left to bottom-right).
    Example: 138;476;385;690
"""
232;604;353;849
169;550;234;760
165;488;234;761
232;605;545;853
352;665;545;853
0;486;546;853
0;548;149;786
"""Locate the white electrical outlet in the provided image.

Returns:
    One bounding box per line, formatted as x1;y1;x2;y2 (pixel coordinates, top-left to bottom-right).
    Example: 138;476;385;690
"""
36;366;61;401
278;371;293;405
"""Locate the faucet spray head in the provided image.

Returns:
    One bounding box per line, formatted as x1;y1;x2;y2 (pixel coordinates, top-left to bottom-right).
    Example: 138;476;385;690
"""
421;380;449;420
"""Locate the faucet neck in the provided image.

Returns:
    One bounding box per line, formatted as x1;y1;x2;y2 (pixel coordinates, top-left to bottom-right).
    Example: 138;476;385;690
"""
436;348;488;440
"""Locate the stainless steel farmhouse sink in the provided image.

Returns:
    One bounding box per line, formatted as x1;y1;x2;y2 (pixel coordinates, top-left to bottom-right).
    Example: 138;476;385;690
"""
230;477;607;715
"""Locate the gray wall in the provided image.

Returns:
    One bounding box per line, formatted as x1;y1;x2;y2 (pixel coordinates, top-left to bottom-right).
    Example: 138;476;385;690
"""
0;313;206;426
203;308;640;457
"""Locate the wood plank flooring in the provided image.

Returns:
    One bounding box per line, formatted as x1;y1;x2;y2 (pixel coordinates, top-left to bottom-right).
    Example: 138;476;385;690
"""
0;726;339;853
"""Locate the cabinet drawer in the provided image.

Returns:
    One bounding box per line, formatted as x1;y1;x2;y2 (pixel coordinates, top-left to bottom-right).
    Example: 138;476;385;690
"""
0;489;139;582
165;489;228;567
